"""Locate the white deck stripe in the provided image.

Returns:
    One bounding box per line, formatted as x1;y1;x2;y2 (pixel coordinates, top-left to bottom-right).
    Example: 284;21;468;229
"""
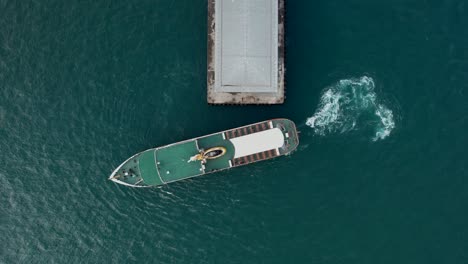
153;150;165;184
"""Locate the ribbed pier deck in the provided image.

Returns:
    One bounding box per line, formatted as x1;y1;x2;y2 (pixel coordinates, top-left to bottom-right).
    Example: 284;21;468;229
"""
207;0;285;104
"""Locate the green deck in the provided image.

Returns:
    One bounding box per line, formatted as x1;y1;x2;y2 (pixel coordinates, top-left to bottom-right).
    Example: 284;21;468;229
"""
138;150;164;185
197;134;235;172
156;140;203;183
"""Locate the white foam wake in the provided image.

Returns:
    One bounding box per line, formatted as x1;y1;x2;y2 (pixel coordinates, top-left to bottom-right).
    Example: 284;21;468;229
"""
306;76;395;141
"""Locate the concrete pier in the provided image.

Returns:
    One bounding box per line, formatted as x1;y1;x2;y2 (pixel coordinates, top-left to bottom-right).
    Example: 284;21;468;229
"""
207;0;285;104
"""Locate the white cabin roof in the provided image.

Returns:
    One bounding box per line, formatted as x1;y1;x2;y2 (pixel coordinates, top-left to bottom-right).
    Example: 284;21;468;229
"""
230;128;284;158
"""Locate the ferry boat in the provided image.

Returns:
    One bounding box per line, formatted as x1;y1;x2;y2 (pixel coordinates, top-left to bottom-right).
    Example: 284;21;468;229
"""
109;119;299;187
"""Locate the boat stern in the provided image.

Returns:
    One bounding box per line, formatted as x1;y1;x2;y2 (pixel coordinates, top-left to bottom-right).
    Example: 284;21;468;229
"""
273;118;299;155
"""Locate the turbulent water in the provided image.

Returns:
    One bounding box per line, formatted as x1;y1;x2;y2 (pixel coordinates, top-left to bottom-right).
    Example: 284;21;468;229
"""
1;1;468;263
306;76;395;141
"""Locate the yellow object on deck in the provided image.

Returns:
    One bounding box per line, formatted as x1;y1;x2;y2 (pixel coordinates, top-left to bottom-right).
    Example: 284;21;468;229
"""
189;146;227;162
204;147;227;160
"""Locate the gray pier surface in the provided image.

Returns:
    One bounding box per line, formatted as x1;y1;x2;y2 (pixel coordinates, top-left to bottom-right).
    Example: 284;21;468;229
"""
207;0;285;104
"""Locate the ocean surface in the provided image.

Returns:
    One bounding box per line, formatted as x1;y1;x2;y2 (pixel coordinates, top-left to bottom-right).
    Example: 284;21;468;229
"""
1;1;467;263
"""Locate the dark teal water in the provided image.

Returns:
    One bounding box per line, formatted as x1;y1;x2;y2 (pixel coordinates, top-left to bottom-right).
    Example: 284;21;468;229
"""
1;1;467;263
